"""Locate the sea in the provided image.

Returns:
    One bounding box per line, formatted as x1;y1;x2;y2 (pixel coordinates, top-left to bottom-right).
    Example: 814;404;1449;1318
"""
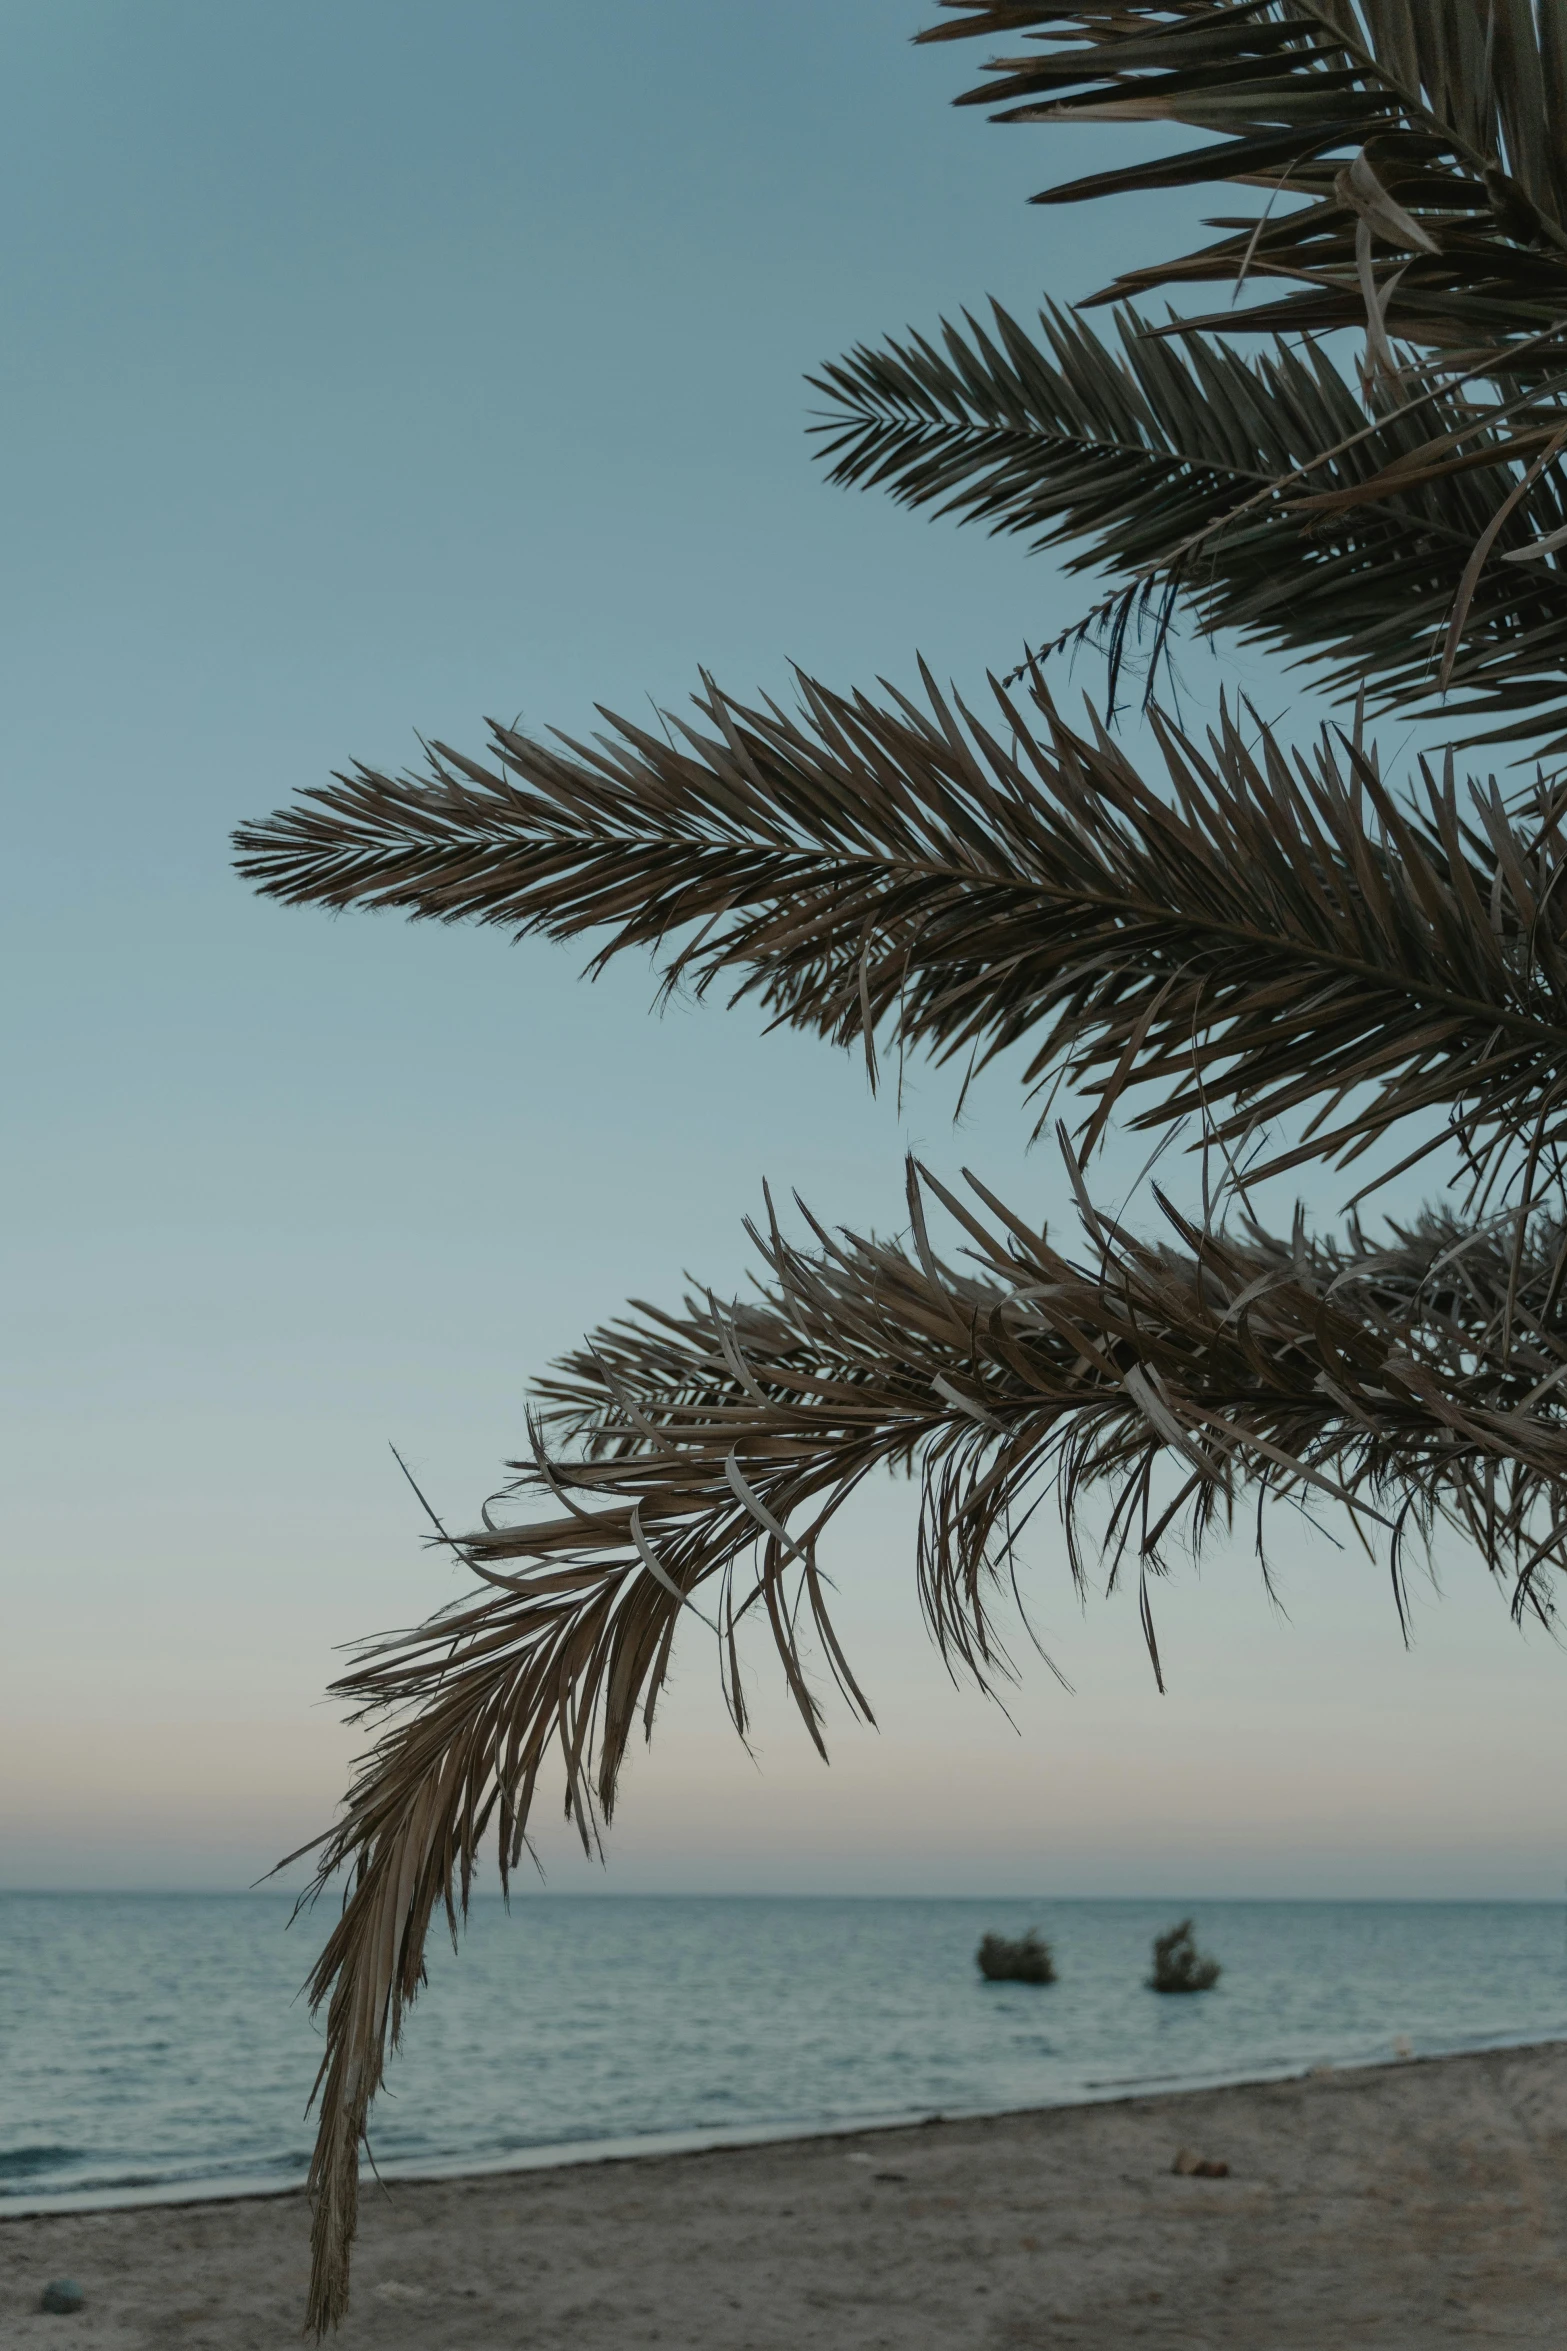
3;1894;1565;2215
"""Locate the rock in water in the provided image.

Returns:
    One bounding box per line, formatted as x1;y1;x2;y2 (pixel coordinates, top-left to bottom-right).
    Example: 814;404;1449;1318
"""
1148;1918;1221;1993
976;1928;1057;1984
40;2278;85;2314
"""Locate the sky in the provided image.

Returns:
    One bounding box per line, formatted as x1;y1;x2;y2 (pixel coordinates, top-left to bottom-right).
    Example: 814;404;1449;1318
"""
3;0;1563;1898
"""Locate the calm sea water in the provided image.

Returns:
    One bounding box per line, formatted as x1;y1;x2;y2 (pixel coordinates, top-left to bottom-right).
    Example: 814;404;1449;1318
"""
3;1895;1564;2212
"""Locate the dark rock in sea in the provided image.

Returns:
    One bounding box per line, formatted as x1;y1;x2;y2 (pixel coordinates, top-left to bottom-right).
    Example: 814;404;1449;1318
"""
976;1929;1056;1984
40;2278;85;2314
1148;1918;1221;1993
1172;2149;1230;2177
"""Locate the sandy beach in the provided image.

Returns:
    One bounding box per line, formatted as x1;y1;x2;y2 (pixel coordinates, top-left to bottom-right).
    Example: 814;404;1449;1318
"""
3;2041;1565;2348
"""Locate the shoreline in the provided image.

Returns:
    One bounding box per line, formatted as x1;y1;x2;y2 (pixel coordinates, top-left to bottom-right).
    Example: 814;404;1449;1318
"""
4;2041;1566;2345
4;2023;1563;2225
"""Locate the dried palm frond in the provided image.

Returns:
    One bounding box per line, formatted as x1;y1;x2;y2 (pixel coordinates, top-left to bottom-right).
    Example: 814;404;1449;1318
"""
235;6;1567;2330
918;3;1567;361
812;303;1567;743
892;5;1567;733
235;669;1567;1196
293;1160;1567;2326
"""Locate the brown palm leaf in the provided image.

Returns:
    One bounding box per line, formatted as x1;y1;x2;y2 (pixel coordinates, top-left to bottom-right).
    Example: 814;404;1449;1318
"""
905;4;1567;726
234;668;1567;1195
919;2;1567;357
290;1160;1567;2329
234;5;1567;2330
812;302;1567;743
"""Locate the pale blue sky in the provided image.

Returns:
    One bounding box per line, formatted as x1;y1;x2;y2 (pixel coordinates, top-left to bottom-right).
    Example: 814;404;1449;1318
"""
3;1;1562;1895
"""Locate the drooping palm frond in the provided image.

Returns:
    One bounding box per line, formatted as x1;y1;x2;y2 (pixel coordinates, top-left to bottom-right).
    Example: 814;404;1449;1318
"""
293;1161;1567;2328
236;668;1567;1193
240;7;1567;2330
918;2;1567;359
812;302;1567;742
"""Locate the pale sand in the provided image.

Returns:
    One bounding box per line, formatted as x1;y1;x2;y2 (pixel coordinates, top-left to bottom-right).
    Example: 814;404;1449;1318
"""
4;2042;1566;2348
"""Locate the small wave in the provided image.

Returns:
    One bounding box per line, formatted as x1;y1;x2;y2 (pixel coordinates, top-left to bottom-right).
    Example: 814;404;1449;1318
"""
0;2146;83;2182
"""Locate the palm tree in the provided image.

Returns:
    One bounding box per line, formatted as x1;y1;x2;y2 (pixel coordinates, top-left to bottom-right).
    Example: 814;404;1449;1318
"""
235;5;1567;2329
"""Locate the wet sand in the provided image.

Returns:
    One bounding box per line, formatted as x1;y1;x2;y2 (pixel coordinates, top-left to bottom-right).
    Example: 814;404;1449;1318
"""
3;2040;1565;2347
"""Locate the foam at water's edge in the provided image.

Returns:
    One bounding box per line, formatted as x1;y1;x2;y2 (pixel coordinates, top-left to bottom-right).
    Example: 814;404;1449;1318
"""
5;2031;1563;2224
